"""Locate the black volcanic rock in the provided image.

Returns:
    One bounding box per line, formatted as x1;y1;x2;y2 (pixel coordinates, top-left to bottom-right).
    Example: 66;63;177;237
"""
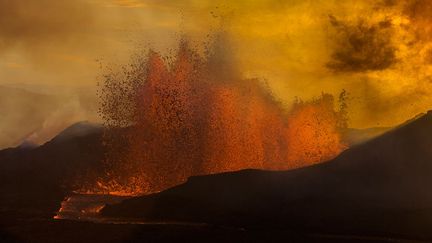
102;111;432;239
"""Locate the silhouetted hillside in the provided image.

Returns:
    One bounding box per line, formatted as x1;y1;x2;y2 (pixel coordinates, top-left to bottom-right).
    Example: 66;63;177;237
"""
103;111;432;239
0;122;103;219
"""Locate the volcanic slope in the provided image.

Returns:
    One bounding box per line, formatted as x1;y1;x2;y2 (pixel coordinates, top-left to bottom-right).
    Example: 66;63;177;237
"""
0;122;103;219
103;111;432;239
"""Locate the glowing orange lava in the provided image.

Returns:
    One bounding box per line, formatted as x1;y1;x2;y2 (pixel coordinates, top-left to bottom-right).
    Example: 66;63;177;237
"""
78;39;348;196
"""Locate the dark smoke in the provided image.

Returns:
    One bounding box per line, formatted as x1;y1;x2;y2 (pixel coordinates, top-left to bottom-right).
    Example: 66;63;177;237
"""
378;0;432;43
403;0;432;22
326;15;397;73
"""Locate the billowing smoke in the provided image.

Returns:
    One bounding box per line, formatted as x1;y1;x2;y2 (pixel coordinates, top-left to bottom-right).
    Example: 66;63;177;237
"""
0;85;98;148
327;15;396;72
325;0;432;127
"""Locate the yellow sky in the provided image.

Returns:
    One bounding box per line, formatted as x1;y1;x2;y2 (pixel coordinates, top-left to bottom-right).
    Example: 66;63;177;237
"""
1;0;432;130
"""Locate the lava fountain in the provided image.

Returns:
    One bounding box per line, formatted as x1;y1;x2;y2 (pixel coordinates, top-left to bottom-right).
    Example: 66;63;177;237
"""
78;37;348;196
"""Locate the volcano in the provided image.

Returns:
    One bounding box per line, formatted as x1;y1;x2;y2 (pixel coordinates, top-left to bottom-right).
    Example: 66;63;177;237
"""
102;110;432;239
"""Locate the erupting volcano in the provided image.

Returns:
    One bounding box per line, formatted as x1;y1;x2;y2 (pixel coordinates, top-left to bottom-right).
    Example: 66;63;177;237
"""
77;37;348;196
4;0;432;242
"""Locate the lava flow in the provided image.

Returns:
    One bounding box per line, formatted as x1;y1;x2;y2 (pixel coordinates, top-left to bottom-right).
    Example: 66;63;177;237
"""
77;37;348;196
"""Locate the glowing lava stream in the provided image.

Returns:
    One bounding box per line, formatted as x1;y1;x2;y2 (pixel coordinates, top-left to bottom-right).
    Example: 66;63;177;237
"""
53;194;130;221
53;194;210;226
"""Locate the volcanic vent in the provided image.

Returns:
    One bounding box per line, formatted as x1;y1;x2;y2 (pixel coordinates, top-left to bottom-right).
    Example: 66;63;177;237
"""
79;37;348;196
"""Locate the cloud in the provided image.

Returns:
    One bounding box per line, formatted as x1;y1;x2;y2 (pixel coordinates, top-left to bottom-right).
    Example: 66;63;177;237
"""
0;0;95;52
326;15;397;73
403;0;432;22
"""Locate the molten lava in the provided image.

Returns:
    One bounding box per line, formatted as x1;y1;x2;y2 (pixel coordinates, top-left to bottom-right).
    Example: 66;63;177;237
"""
285;95;348;168
79;39;348;196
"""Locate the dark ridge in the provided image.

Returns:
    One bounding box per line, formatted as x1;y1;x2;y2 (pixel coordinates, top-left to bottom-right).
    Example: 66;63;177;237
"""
0;122;104;220
102;111;432;239
50;121;103;143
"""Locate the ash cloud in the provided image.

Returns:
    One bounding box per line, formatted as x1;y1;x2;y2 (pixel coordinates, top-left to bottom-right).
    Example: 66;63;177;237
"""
377;0;432;43
326;15;397;73
402;0;432;22
402;0;432;45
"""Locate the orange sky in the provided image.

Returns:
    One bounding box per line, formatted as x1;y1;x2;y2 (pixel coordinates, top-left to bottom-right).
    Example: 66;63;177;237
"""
1;0;432;147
